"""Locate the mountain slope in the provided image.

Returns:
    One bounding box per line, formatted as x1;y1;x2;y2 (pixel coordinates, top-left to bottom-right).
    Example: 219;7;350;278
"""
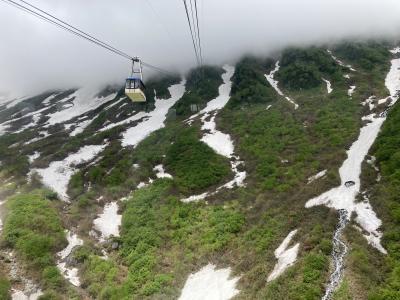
0;41;399;300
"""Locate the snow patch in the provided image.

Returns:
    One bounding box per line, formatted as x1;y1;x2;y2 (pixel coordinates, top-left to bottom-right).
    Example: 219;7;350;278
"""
322;78;333;94
46;88;116;126
348;85;356;97
34;144;106;201
57;231;84;286
121;80;186;147
11;289;43;300
307;169;327;184
265;61;299;109
179;264;240;300
154;164;173;179
267;230;300;282
27;152;40;164
93;202;122;242
390;47;400;54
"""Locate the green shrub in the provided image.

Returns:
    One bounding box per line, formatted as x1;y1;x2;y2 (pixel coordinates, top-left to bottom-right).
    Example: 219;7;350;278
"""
165;127;231;194
2;191;66;292
0;274;11;300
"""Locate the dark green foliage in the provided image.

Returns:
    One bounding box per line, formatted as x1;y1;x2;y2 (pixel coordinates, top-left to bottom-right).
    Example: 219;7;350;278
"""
366;102;400;299
2;191;66;293
173;66;223;116
165;127;231;194
334;41;391;70
277;47;342;90
0;273;11;300
229;56;276;107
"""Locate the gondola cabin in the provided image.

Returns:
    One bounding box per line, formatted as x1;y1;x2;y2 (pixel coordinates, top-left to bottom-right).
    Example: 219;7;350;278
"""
125;77;146;102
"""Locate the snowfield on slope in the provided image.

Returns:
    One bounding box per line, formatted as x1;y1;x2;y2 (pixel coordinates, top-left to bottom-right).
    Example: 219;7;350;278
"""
182;66;246;202
267;229;300;282
120;80;186;147
179;264;240;300
265;61;299;109
45;87;117;126
306;52;400;254
93;202;122;242
34;144;107;201
57;231;84;286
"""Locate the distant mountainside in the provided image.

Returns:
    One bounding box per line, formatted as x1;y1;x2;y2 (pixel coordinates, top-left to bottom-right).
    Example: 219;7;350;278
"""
0;40;400;300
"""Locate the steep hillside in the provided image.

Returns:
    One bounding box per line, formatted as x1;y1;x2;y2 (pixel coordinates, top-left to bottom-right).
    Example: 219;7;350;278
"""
0;41;399;300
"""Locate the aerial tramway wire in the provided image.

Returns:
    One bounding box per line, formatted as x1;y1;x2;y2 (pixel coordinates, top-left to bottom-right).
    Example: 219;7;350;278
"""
193;0;203;65
182;0;201;66
0;0;172;75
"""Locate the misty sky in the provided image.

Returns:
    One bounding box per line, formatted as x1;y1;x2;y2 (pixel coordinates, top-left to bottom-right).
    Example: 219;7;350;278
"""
1;0;400;97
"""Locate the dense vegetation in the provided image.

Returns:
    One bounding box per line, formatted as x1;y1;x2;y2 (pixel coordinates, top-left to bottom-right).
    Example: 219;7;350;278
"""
365;102;400;299
2;190;67;297
228;56;276;107
173;65;223;117
333;41;391;71
277;47;344;90
0;272;10;300
79;181;245;299
165;127;232;194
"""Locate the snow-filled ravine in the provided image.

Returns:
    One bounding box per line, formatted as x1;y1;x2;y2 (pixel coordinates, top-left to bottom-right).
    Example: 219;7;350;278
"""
305;49;400;297
179;264;240;300
267;229;300;282
322;78;333;94
57;231;84;287
265;61;299;109
116;80;186;147
327;49;356;72
93;202;122;242
33;144;107;201
182;65;246;203
45;87;117;126
322;210;349;300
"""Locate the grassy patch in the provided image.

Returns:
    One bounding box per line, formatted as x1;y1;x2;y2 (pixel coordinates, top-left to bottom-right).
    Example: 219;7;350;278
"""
2;190;66;295
165;127;232;194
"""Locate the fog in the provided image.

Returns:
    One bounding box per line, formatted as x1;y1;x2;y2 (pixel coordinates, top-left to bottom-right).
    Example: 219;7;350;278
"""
1;0;400;97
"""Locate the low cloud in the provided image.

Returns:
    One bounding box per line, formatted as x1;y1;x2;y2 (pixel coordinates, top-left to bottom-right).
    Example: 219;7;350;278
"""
1;0;399;97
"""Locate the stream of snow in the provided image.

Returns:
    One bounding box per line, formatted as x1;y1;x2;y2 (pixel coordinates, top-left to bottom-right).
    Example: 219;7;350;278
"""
327;49;356;72
45;88;117;126
305;50;400;298
265;61;299;109
322;210;349;300
182;65;246;203
121;80;186;147
33;144;107;201
267;229;300;282
322;78;333;94
57;231;84;287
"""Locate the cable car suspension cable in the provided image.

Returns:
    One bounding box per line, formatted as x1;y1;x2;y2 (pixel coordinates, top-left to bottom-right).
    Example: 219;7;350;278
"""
182;0;201;66
1;0;172;75
194;0;203;65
